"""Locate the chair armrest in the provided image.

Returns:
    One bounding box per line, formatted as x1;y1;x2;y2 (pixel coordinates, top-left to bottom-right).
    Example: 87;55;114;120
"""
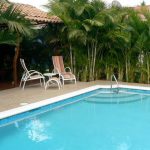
25;71;44;79
28;70;39;73
29;70;44;76
65;67;72;72
53;68;61;74
53;68;62;79
32;71;44;76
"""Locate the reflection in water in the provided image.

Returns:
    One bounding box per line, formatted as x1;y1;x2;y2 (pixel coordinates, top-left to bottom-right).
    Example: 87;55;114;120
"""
25;118;52;142
56;148;65;150
14;122;19;128
117;142;130;150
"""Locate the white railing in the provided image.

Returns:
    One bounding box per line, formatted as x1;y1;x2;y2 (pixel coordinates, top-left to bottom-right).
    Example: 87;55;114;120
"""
111;74;119;93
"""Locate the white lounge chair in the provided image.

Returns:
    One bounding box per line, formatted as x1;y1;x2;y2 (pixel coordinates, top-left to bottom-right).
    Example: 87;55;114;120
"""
52;56;76;85
20;58;45;89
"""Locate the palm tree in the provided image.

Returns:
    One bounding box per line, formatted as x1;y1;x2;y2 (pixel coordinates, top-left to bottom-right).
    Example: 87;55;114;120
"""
0;2;33;86
48;0;107;80
46;0;149;83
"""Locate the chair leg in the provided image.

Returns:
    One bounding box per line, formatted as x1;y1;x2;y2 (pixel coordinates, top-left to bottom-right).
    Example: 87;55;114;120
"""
20;74;25;88
56;80;60;90
59;80;62;88
19;80;23;88
22;81;26;90
43;78;45;87
58;78;62;88
74;78;76;84
40;78;42;87
45;82;48;90
62;79;64;85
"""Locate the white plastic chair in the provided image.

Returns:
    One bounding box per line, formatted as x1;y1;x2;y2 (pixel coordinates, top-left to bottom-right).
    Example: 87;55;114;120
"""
20;58;45;89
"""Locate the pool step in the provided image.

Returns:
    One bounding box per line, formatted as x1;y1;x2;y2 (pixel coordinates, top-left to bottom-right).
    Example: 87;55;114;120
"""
84;94;149;104
90;92;138;99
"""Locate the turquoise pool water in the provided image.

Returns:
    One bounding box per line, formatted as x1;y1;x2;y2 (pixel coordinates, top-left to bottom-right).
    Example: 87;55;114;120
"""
1;88;150;150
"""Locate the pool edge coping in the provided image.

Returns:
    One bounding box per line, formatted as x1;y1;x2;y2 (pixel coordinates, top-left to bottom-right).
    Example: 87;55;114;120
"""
0;84;150;120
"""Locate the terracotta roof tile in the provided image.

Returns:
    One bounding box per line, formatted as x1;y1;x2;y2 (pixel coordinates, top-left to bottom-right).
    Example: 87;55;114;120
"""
1;2;62;24
133;5;150;11
14;3;62;23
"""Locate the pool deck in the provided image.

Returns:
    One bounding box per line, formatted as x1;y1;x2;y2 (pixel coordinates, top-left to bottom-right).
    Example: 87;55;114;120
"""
0;80;149;113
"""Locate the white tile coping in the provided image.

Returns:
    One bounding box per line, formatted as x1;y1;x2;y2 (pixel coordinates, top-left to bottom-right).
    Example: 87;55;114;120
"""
0;84;149;120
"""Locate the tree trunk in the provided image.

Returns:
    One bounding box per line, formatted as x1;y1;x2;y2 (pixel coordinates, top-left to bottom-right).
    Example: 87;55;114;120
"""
13;45;20;86
146;53;150;84
118;67;123;81
125;56;128;82
73;53;76;75
70;44;73;71
90;41;94;81
87;44;91;81
106;64;109;80
92;42;97;80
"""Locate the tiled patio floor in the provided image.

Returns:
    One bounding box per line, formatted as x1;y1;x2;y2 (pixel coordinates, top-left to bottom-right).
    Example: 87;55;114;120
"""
0;80;149;112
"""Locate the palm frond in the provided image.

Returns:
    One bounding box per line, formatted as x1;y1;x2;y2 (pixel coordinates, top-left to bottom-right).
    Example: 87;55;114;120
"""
0;3;33;37
0;31;17;45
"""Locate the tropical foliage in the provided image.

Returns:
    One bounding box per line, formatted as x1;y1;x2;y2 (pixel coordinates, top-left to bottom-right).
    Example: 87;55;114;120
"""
0;1;32;45
0;0;150;84
43;0;150;83
0;1;33;85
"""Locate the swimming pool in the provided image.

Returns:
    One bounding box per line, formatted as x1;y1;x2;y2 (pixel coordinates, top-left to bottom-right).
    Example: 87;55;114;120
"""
0;86;150;150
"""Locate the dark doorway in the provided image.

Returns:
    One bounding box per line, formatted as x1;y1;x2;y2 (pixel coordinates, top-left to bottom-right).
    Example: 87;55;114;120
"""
0;45;15;90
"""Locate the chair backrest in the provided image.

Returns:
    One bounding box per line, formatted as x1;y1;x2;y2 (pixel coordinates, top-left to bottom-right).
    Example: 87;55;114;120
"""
52;56;65;73
20;58;29;75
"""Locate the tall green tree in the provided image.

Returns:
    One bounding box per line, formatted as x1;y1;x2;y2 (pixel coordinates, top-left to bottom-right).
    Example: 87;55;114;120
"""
46;0;150;83
0;1;33;85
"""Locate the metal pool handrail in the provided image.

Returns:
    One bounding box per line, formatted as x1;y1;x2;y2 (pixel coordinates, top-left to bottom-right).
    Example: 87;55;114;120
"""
111;74;119;92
